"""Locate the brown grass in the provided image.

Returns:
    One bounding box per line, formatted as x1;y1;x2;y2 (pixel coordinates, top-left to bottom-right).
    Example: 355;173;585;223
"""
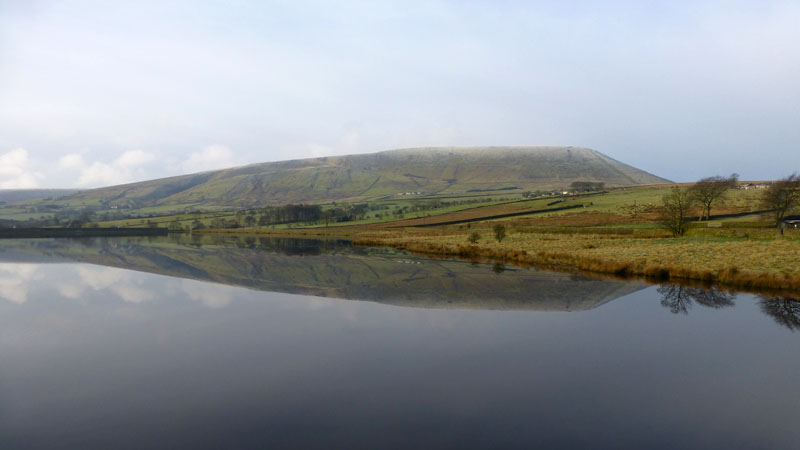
194;200;800;293
353;230;800;292
509;211;652;227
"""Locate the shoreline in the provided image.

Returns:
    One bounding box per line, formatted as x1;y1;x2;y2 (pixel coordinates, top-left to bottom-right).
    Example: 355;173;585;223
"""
0;227;171;239
194;227;800;294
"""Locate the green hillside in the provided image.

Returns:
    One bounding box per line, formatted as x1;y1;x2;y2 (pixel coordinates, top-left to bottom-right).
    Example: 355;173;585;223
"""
28;146;669;213
0;189;78;204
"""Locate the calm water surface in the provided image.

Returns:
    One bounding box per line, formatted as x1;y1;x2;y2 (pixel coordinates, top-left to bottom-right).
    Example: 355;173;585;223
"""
0;236;797;449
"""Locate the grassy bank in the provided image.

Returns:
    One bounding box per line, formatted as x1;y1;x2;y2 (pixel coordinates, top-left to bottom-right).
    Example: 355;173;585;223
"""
349;229;800;292
193;223;800;292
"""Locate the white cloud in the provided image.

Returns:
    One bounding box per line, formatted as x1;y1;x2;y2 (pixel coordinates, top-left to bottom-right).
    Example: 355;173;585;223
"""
115;149;156;168
0;148;42;189
57;150;157;188
286;130;363;159
2;2;800;183
181;145;236;173
58;153;85;170
304;143;336;159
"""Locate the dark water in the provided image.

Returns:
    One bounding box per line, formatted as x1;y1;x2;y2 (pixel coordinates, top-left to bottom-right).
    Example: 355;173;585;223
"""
0;236;797;449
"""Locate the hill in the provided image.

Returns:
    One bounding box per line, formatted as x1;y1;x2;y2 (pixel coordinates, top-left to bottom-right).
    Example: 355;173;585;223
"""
19;146;669;212
0;189;78;204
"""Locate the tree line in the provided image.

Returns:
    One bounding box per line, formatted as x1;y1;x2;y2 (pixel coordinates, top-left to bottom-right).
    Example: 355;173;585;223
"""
661;173;800;236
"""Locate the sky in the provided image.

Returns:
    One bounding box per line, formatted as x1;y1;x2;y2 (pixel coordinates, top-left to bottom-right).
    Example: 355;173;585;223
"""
1;0;799;189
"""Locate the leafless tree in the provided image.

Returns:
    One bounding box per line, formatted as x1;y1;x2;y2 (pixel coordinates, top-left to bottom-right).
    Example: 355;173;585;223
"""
659;187;693;237
760;173;800;232
688;174;738;220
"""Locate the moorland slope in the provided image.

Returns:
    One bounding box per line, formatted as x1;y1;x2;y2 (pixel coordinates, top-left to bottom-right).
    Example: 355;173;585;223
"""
35;146;669;210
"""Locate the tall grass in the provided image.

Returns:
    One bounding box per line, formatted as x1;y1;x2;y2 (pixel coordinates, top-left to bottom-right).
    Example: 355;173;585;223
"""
354;230;800;292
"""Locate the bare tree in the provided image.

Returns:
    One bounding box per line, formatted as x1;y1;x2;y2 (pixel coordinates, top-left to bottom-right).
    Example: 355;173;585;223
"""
659;187;693;237
688;174;738;220
760;173;800;232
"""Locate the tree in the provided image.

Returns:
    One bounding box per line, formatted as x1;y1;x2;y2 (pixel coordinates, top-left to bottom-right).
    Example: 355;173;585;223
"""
570;181;605;192
659;187;693;237
467;232;480;244
688;174;738;220
760;173;800;233
243;215;256;227
493;224;507;242
322;210;331;227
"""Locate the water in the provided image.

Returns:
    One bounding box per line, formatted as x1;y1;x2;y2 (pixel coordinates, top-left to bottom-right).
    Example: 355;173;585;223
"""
0;236;797;449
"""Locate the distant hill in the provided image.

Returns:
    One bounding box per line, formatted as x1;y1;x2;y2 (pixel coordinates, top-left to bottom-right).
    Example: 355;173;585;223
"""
37;146;670;210
0;189;79;204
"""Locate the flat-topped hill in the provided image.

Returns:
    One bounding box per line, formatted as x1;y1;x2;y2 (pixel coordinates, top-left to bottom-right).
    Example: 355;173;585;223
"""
41;146;670;209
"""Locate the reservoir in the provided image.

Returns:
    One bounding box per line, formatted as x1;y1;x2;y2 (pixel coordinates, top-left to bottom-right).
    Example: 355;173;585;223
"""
0;236;797;449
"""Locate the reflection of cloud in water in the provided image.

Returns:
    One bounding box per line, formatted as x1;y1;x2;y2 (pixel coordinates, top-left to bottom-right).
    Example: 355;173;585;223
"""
0;263;40;304
275;292;362;322
57;282;84;300
181;279;233;309
76;266;156;304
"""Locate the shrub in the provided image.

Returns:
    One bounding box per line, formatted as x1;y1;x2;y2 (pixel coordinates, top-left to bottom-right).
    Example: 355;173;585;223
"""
493;224;507;242
467;232;480;244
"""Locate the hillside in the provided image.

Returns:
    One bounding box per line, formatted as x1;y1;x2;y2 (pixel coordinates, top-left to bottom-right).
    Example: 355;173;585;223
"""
0;189;78;204
23;146;669;211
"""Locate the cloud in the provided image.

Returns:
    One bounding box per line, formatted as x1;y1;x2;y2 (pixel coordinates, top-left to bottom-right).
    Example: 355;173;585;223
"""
304;143;336;158
286;130;363;159
181;145;236;173
115;149;155;168
58;150;157;187
57;153;85;170
2;2;800;183
0;148;42;188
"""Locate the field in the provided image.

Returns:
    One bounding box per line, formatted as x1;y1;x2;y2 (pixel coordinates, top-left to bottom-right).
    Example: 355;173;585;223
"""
181;184;799;293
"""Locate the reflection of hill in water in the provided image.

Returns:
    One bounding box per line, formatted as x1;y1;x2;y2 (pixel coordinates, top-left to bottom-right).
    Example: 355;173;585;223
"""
0;236;647;311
